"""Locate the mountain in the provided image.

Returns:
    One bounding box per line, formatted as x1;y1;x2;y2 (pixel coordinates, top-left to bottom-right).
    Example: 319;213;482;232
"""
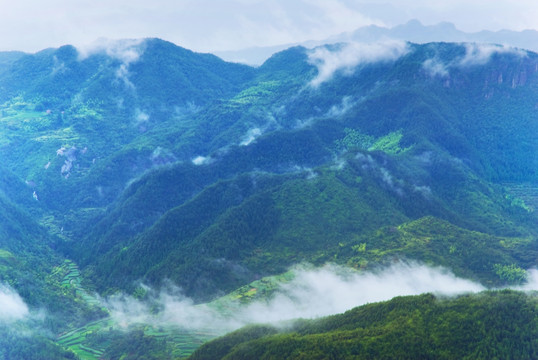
215;19;538;65
0;169;100;358
54;41;538;301
0;37;536;357
191;290;538;359
339;19;538;49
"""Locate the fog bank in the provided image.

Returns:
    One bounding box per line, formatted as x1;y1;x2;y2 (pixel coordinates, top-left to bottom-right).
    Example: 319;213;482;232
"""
106;262;486;334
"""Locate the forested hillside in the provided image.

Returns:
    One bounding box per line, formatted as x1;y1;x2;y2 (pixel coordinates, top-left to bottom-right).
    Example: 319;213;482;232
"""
0;38;536;357
191;290;538;360
63;41;538;300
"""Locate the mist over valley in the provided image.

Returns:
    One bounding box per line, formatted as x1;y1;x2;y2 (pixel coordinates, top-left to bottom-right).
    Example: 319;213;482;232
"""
0;29;537;359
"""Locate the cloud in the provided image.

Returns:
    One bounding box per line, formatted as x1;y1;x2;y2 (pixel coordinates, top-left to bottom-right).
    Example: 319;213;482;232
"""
326;96;357;118
192;155;213;166
104;286;223;332
77;38;145;62
134;109;150;123
104;262;485;334
149;146;177;166
421;43;527;80
515;268;538;291
77;38;146;89
56;145;78;178
413;184;433;198
51;55;67;76
357;153;405;196
241;263;484;323
4;0;538;55
184;0;383;52
422;58;449;77
240;127;262;146
330;158;347;170
239;111;280;146
308;40;409;87
289;165;318;180
0;285;29;323
458;43;527;66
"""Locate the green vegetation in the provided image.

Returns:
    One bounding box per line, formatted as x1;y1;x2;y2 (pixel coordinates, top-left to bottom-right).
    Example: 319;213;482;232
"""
334;127;374;151
0;40;536;357
191;290;538;360
493;263;528;284
0;325;78;360
340;216;537;286
57;318;219;359
368;129;412;154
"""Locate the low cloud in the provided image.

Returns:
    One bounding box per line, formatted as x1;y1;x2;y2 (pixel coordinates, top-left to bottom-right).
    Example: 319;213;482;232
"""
326;96;357;118
56;145;78;179
77;38;146;89
77;38;145;63
240;127;262;146
239;112;280;146
134;108;150;131
0;285;29;323
51;55;66;76
192;155;213;166
413;184;433;198
515;268;538;291
423;58;449;77
149;146;176;166
422;43;527;79
104;262;486;335
308;40;409;87
241;263;484;323
290;165;318;180
458;43;527;66
330;158;347;170
356;153;405;196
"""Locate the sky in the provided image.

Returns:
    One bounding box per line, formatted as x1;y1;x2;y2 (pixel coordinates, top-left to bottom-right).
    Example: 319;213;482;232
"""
1;0;538;53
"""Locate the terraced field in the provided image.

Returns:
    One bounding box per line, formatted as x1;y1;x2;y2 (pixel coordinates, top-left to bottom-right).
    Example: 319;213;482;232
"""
145;327;217;358
57;318;111;360
58;319;218;359
54;262;299;358
57;260;220;358
57;260;108;359
61;260;101;307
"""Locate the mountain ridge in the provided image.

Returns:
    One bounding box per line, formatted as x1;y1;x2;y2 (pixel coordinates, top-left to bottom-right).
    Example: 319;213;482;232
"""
190;290;538;360
0;37;536;357
215;19;538;65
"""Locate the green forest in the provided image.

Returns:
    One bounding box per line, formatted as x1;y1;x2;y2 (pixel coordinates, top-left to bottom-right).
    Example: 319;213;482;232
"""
0;38;536;358
192;290;538;360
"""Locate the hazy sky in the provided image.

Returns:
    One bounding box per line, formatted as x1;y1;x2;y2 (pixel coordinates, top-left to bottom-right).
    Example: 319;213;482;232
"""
1;0;537;53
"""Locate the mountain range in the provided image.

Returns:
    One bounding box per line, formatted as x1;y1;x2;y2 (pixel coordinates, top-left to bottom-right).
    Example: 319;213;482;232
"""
215;19;538;65
0;36;536;358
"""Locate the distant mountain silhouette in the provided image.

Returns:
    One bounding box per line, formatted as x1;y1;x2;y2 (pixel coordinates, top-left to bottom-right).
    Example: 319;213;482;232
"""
215;19;538;65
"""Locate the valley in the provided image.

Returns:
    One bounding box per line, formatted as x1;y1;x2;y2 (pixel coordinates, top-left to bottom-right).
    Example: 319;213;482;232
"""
0;38;536;358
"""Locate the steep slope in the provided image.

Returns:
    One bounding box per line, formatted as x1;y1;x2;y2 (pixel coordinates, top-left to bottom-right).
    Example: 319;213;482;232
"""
62;41;538;300
0;192;102;334
0;39;254;108
0;38;537;357
78;146;537;299
0;38;255;212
